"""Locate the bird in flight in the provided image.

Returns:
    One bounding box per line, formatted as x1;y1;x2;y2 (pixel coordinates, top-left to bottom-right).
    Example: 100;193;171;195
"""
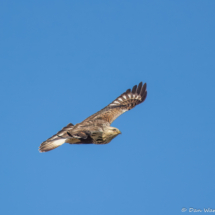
39;82;147;152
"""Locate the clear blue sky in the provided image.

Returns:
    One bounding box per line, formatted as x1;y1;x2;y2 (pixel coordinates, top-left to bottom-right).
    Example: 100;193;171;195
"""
1;1;215;215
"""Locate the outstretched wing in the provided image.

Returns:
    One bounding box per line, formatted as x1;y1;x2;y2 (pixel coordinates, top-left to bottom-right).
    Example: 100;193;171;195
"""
82;82;147;125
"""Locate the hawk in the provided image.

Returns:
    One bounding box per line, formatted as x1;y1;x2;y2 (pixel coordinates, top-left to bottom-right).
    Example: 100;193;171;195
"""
39;82;147;152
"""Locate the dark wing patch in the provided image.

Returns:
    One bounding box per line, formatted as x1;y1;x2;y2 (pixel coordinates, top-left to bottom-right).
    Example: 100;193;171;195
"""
82;82;147;125
68;131;88;139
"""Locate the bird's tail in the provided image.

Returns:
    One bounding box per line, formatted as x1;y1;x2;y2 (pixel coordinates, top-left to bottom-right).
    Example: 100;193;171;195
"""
39;123;74;152
39;137;66;152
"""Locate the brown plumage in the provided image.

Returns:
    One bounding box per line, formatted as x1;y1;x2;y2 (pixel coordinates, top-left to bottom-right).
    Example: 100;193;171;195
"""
39;82;147;152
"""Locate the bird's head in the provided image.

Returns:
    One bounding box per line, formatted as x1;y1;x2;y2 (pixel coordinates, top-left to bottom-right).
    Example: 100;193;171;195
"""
102;126;121;143
107;126;121;135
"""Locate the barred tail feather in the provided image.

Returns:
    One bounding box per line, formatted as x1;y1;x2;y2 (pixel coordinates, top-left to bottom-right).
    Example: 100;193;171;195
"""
39;138;66;152
39;123;74;152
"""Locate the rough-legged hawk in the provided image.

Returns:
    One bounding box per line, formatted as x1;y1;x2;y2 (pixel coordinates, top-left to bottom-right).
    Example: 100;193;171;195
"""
39;82;147;152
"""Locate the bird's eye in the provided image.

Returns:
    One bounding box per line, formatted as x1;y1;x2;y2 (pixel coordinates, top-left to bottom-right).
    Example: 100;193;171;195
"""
113;129;117;131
